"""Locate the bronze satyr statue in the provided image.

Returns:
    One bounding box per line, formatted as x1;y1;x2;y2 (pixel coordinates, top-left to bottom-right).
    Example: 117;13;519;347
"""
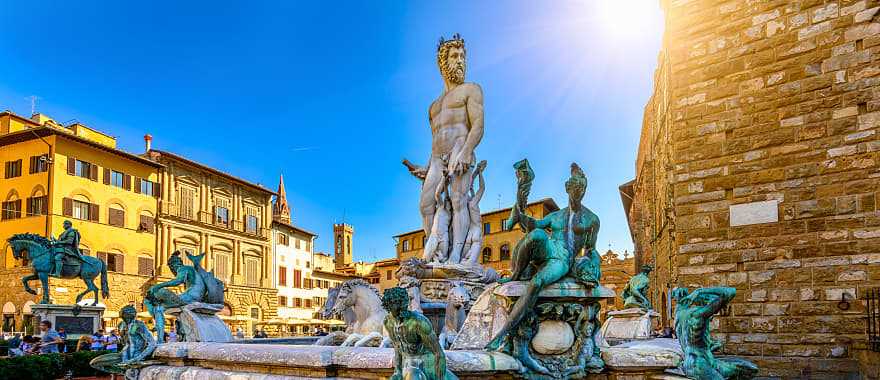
672;287;758;379
621;265;653;310
383;287;457;380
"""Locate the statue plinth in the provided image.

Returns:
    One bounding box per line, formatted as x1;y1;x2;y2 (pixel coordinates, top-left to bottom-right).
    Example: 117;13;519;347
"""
30;304;104;338
166;302;232;343
598;308;659;346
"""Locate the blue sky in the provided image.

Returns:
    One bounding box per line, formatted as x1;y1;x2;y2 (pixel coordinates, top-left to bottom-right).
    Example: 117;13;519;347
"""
0;1;664;262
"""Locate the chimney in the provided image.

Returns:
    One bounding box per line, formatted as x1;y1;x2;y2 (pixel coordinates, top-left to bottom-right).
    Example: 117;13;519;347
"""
144;134;153;153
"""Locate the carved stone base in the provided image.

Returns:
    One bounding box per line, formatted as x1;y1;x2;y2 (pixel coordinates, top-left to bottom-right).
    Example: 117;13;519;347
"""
166;302;232;343
599;308;659;346
30;304;104;338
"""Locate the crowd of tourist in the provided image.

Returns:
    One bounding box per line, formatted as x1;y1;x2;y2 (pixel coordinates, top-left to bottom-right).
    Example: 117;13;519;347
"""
5;321;129;356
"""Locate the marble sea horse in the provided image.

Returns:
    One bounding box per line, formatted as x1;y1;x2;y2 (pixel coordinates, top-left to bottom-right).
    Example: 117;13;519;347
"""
315;279;390;347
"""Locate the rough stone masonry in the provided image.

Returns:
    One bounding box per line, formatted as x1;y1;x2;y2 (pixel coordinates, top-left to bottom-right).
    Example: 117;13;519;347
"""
624;0;880;378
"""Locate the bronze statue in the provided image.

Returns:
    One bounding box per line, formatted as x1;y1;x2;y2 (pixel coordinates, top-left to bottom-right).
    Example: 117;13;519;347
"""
672;287;758;379
90;305;157;376
486;161;600;351
621;265;653;310
144;251;224;343
383;287;457;380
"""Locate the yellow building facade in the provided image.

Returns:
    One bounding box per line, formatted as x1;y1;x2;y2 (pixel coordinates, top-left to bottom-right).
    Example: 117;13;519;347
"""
0;111;161;331
394;199;559;276
145;147;278;335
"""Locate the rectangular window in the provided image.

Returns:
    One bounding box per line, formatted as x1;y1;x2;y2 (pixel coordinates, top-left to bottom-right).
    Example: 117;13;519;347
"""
139;179;157;196
278;295;288;307
214;252;230;282
295;239;301;249
26;196;47;216
294;298;302;308
215;206;229;227
245;257;259;287
4;159;22;178
110;170;124;188
1;200;22;220
29;155;48;174
402;239;411;251
73;200;91;221
305;298;312;308
74;159;94;179
108;208;125;227
179;186;195;219
305;261;310;269
386;270;392;281
304;278;312;289
293;269;302;288
139;214;154;232
98;252;124;272
306;240;311;252
277;233;288;245
138;257;154;276
483;222;491;235
246;215;259;234
278;266;288;287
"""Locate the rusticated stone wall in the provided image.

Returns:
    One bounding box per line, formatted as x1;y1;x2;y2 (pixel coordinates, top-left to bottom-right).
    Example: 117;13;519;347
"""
628;0;880;378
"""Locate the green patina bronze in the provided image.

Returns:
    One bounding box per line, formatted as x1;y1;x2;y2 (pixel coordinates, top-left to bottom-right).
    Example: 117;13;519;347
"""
90;305;157;377
672;287;758;380
7;221;110;305
487;161;600;352
621;265;653;310
145;250;225;343
383;287;457;380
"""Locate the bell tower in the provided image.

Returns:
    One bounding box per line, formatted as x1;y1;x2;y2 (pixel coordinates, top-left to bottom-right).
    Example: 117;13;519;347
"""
333;223;354;269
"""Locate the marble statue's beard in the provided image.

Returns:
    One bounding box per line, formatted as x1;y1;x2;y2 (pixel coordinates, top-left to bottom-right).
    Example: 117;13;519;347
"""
444;66;465;84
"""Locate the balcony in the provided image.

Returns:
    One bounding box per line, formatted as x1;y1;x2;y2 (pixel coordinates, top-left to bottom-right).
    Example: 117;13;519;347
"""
160;202;270;239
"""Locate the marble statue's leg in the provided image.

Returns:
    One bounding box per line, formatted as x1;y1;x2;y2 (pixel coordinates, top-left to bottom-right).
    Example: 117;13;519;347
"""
341;333;363;347
419;159;444;238
447;167;473;263
354;332;383;347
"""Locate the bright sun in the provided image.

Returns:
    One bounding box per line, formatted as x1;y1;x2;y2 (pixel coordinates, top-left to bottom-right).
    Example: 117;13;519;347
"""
594;0;663;42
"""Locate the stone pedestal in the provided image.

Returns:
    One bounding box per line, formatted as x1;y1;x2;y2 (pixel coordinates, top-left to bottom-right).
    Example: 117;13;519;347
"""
599;308;659;346
166;302;232;343
30;304;104;338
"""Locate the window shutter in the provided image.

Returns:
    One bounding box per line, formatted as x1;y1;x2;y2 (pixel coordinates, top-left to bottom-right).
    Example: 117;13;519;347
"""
153;182;161;198
97;251;107;263
89;203;99;222
89;164;98;181
62;198;73;217
103;168;111;185
123;174;131;191
115;254;125;272
13;200;21;218
26;197;33;216
67;157;75;175
134;177;141;194
29;156;35;174
41;196;48;215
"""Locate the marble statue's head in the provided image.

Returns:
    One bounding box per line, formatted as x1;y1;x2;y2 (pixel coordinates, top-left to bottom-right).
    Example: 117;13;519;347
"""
121;305;137;323
168;250;184;274
437;33;466;85
63;220;72;230
565;163;587;203
382;287;410;317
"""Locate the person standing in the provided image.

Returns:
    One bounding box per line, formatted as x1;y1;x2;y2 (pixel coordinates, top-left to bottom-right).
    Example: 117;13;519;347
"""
91;330;105;350
38;320;63;354
105;330;120;352
57;328;67;353
167;327;178;343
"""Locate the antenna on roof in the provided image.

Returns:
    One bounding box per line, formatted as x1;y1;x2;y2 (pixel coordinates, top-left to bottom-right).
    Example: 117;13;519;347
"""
27;95;40;116
497;194;502;209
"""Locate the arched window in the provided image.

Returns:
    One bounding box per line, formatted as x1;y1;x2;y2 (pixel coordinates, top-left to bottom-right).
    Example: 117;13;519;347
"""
482;247;492;263
500;244;511;261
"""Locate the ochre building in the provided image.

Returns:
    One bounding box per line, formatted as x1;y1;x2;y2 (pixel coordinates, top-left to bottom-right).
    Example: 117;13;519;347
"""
146;138;278;335
622;1;880;377
0;111;161;331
